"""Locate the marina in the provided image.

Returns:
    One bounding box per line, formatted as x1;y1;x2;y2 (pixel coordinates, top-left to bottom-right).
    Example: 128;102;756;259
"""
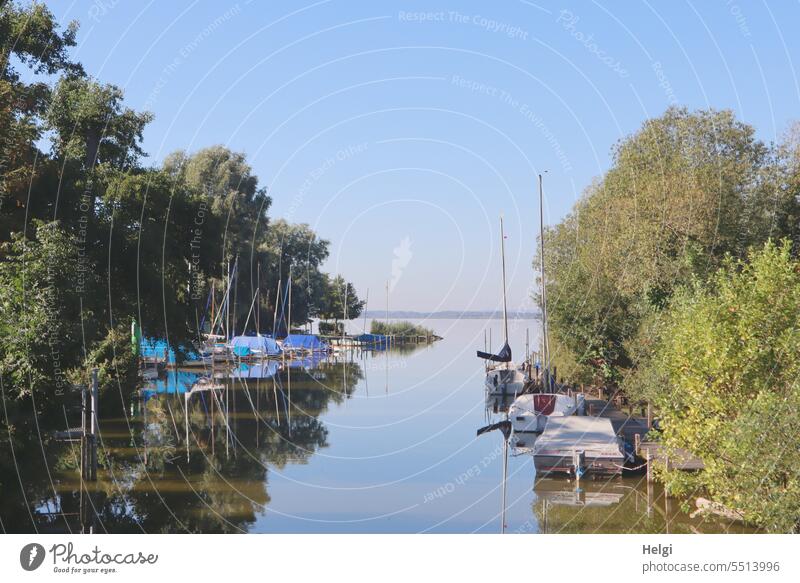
5;318;749;534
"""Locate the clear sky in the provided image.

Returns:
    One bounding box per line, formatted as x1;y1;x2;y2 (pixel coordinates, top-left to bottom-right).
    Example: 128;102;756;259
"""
46;0;800;311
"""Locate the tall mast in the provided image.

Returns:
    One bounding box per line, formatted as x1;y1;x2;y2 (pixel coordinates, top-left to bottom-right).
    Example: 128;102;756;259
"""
342;276;347;343
538;174;550;383
362;288;369;334
256;262;260;336
210;281;216;337
226;259;230;341
500;216;509;346
287;265;293;335
232;255;238;340
272;277;281;337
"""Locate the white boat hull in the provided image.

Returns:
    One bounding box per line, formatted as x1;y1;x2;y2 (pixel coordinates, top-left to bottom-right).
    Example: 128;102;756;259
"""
508;392;583;434
485;363;527;395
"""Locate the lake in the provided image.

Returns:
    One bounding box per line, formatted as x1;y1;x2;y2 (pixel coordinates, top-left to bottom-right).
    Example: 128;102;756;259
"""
1;318;750;533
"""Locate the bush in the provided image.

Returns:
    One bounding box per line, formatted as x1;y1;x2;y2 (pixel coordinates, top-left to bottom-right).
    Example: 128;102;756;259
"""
370;320;434;337
650;240;800;532
318;321;343;335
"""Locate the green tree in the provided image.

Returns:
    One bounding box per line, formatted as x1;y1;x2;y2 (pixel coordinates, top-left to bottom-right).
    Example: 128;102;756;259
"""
317;274;364;325
543;107;774;384
649;241;800;532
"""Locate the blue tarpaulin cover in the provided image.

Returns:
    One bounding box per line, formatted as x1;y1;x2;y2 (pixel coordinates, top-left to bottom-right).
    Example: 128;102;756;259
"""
230;335;281;356
140;338;201;363
282;334;329;352
355;333;387;346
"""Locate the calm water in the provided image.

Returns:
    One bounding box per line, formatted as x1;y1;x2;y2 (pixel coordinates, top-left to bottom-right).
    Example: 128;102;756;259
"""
1;319;750;533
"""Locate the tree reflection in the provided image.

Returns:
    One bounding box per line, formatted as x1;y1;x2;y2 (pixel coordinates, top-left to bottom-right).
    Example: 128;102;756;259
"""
0;359;363;533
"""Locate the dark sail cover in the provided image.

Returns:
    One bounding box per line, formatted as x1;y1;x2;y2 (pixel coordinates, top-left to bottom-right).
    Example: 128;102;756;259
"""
476;420;512;439
476;341;512;362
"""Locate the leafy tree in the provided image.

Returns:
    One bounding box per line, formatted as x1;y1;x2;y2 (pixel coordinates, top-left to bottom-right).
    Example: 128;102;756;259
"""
0;1;81;240
316;274;364;324
543;107;775;384
0;221;92;400
648;241;800;532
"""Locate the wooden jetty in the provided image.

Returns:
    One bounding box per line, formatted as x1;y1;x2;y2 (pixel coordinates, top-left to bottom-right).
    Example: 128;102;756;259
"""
585;390;704;476
521;416;627;477
323;333;442;348
514;386;704;479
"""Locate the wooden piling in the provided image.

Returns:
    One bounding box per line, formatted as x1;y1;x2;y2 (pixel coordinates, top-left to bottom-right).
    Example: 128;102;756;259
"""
80;369;99;482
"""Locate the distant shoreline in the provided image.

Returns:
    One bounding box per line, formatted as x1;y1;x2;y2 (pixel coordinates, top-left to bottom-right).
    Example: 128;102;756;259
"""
363;310;541;320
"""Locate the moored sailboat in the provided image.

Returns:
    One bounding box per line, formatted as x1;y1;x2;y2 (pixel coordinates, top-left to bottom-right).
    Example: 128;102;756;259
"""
477;216;531;395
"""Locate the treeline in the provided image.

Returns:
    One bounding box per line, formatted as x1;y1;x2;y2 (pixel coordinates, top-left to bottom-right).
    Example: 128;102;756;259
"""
0;2;361;401
543;107;800;531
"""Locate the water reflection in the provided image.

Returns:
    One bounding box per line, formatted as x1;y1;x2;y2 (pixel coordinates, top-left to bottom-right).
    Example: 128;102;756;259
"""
3;357;363;533
0;320;756;533
531;477;752;534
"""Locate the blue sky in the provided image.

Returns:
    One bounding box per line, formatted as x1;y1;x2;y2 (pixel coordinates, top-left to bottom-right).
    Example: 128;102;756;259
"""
47;0;800;310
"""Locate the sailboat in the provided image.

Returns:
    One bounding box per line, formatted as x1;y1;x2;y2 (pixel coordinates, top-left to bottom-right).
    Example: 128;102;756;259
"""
478;217;530;395
507;175;581;439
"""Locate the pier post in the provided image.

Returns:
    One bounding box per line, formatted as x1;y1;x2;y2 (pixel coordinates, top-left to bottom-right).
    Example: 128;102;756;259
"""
634;433;641;456
572;450;585;482
646;449;653;483
81;370;99;482
89;368;98;481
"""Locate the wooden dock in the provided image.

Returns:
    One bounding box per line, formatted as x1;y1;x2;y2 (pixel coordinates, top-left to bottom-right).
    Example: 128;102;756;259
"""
519;386;705;478
583;392;705;472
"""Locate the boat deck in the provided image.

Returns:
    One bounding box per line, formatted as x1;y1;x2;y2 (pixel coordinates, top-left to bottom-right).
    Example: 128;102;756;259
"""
514;415;626;476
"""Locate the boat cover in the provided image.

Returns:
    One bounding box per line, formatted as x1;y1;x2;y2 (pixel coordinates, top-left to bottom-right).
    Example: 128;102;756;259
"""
140;338;201;363
283;334;329;351
477;341;512;362
355;333;388;346
533;416;624;459
230;335;281;356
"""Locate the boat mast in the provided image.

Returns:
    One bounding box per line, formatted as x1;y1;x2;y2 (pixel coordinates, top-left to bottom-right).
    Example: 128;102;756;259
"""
538;174;551;385
362;288;369;334
500;216;509;347
288;265;292;335
272;277;281;337
226;259;230;342
342;276;347;343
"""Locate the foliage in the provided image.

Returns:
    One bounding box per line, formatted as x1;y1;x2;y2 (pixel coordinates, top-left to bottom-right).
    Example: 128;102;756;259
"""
47;77;153;169
318;321;342;335
649;241;800;532
370;320;434;337
543;107;798;384
316;274;364;322
0;221;92;400
0;2;363;403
